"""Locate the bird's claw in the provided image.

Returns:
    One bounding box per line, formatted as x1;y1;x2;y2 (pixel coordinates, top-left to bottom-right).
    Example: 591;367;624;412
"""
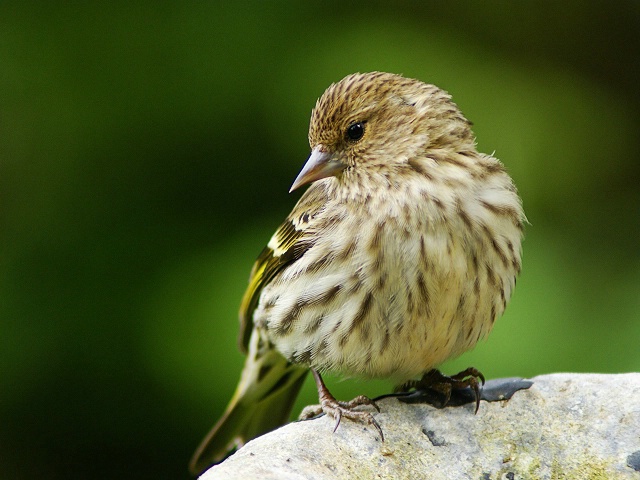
301;369;384;441
397;367;486;413
321;394;383;440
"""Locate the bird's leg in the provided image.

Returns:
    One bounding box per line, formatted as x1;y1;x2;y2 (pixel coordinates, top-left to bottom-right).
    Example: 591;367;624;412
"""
299;369;384;440
397;367;486;413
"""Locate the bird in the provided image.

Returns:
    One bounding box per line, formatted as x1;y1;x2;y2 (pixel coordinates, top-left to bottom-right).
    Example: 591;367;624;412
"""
189;71;525;475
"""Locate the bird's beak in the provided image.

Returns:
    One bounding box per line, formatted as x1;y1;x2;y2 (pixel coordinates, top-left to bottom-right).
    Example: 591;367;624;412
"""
289;146;346;192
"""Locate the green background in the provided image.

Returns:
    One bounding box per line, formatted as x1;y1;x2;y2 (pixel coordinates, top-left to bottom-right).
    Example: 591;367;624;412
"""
1;2;639;478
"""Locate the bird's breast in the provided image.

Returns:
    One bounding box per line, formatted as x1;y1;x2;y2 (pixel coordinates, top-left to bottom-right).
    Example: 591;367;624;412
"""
254;176;522;381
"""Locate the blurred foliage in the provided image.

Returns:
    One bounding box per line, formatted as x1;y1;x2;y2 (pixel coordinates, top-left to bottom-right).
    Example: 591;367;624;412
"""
1;2;639;479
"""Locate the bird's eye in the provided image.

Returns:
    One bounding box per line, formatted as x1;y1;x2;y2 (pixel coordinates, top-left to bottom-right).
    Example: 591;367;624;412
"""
346;122;365;141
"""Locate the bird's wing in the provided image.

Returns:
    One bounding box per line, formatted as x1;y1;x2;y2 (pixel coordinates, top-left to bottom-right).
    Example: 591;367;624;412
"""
238;185;327;352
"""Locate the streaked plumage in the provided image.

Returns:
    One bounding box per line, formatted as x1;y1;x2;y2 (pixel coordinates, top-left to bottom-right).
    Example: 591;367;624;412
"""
190;72;525;475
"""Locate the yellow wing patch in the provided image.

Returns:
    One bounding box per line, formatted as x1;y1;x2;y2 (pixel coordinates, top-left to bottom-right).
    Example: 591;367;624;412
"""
238;219;309;352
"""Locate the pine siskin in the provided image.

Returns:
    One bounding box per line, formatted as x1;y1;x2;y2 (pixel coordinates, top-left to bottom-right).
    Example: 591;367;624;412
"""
189;72;525;475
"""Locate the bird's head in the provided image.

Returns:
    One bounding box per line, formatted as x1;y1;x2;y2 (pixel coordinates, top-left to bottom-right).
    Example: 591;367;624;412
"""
290;72;475;192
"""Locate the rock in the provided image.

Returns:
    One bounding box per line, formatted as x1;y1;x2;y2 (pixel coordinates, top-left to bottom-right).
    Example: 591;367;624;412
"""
199;373;640;479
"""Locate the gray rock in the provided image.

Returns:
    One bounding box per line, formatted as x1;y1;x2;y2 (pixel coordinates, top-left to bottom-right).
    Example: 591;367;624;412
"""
200;373;640;479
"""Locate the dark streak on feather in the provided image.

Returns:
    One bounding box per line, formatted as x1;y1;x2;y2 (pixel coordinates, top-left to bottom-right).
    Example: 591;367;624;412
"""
435;154;466;169
456;197;472;228
465;317;477;341
481;200;522;230
261;370;293;400
379;326;390;355
304;314;325;334
257;365;271;382
406;289;415;315
419;236;427;264
416;272;430;315
312;284;342;306
485;263;498;288
352;292;373;331
293;348;312;364
369;224;383;253
408;157;435;181
336;240;357;262
273;300;304;336
315;338;329;359
482;224;508;268
473;277;481;296
456;294;467;316
306;253;334;273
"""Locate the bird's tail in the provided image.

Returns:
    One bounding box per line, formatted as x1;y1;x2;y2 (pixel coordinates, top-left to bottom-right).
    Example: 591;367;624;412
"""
189;330;308;476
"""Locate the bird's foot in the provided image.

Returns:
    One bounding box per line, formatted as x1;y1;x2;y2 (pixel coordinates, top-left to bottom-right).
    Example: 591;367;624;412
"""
396;367;486;413
299;369;384;441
